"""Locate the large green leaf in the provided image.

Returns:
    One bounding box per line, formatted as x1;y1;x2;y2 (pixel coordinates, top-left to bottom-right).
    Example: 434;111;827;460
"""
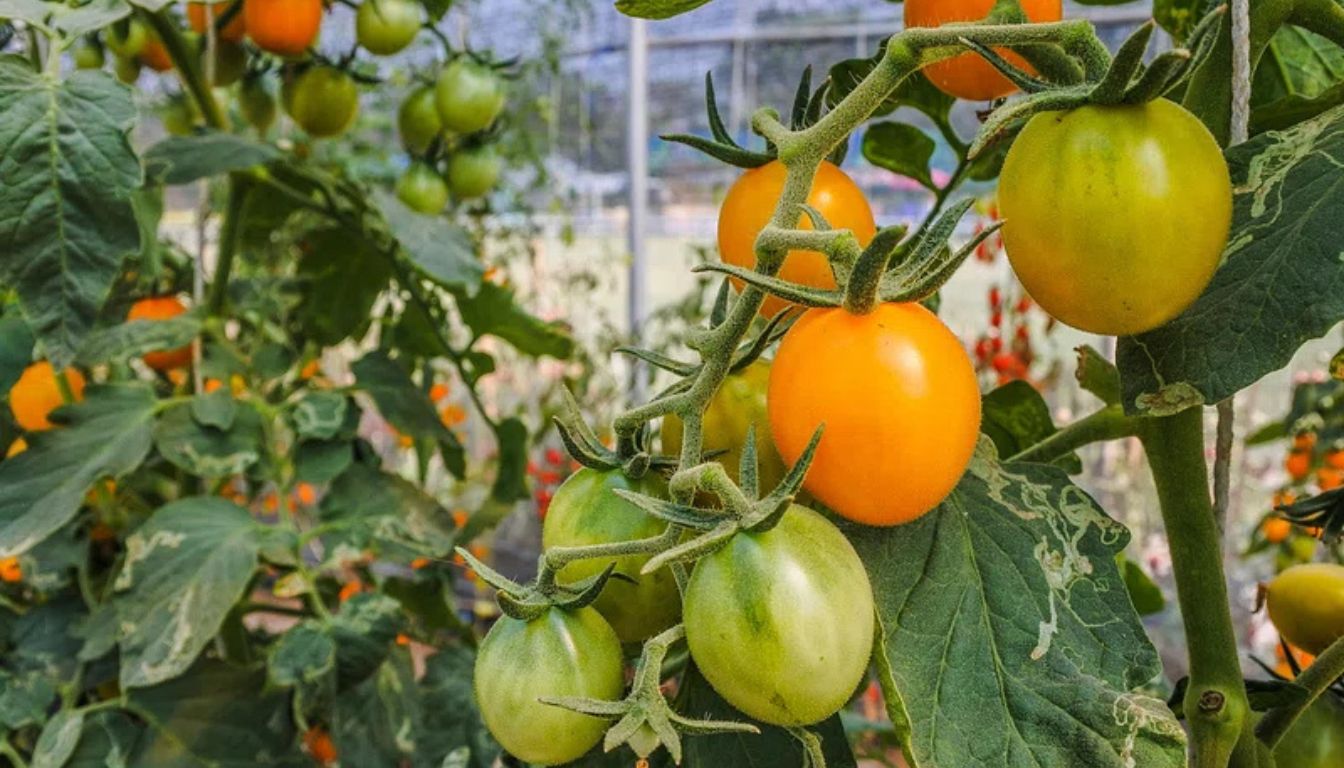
414;646;499;768
451;281;575;360
1252;24;1344;134
294;226;390;346
0;312;35;393
75;312;201;367
862;122;937;190
319;462;457;557
351;350;464;475
373;189;483;292
128;659;306;767
843;440;1186;767
0;60;141;368
65;711;142;768
1118;103;1344;414
0;384;157;557
329;592;405;690
111;497;262;688
32;709;85;768
153;398;265;478
143;132;280;185
333;654;420;766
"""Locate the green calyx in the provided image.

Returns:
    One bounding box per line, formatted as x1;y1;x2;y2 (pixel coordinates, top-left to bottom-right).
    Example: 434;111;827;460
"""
456;545;621;621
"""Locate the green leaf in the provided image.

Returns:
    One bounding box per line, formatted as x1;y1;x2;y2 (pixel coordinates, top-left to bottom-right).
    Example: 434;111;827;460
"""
415;646;500;768
295;439;354;484
66;711;142;768
129;659;307;766
294;226;390;346
143;132;280;185
0;384;157;557
844;440;1186;768
75;312;201;367
320;462;457;557
291;391;349;440
0;60;141;368
613;0;713;20
11;597;87;677
373;189;483;292
111;497;262;688
329;592;405;691
862;122;937;190
490;416;530;503
268;621;336;687
0;670;56;729
1252;24;1344;134
153;399;264;478
332;654;420;767
451;281;575;360
1153;0;1204;41
1118;104;1344;414
0;312;35;393
32;709;85;768
981;380;1082;473
191;387;237;430
351;350;464;474
1117;554;1166;617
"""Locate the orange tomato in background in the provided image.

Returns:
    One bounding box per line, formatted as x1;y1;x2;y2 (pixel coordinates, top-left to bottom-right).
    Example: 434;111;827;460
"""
245;0;322;57
187;2;248;42
904;0;1064;101
10;362;86;432
718;160;876;319
139;38;174;72
127;296;193;371
768;303;981;526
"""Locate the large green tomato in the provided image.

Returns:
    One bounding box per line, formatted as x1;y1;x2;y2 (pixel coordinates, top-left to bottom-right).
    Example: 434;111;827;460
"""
447;145;502;199
998;99;1232;336
396;162;450;214
683;504;875;726
74;43;105;70
105;19;148;58
663;360;787;497
434;58;506;134
1267;563;1344;655
398;85;446;155
475;606;624;766
541;468;680;643
1273;694;1344;768
355;0;422;56
288;66;360;138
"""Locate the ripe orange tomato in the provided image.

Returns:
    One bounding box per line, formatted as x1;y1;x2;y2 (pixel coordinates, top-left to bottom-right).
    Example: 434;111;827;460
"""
139;38;173;72
768;303;981;526
10;362;86;432
718;160;876;319
1262;516;1292;544
5;438;27;458
127;296;193;371
0;557;20;583
1287;451;1312;482
1319;467;1344;491
1327;450;1344;470
904;0;1063;101
303;727;337;765
245;0;322;57
187;2;247;43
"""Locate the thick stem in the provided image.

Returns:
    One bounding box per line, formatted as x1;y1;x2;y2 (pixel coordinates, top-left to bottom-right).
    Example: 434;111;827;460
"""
1007;405;1138;465
1140;409;1250;768
207;177;248;316
137;9;227;130
1256;635;1344;748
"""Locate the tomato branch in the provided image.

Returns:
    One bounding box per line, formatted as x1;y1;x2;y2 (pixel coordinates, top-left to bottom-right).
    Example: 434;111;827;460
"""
1255;634;1344;749
1007;405;1139;465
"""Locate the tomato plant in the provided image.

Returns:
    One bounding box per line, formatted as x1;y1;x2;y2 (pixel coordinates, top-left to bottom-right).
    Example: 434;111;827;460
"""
447;144;501;199
396;161;450;213
398;84;445;154
904;0;1063;101
126;296;192;371
435;58;507;134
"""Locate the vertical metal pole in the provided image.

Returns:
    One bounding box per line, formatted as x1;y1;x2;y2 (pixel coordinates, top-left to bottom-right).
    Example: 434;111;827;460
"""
627;17;650;403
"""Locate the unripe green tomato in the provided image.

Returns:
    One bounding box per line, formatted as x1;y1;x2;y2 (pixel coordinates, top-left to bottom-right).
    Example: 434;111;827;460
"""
398;85;445;155
105;19;148;58
475;606;624;766
684;504;875;726
541;467;681;643
396;162;450;214
74;43;105;70
355;0;423;56
434;58;506;134
1271;693;1344;768
114;54;141;85
162;98;199;136
239;78;278;134
1267;563;1344;655
447;144;501;199
663;360;787;497
202;39;247;87
288;66;359;138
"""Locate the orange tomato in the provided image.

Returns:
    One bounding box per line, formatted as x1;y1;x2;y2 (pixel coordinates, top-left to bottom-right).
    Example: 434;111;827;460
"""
1294;432;1319;452
245;0;322;57
127;296;193;371
718;160;876;319
1274;489;1298;508
1319;466;1344;491
439;404;466;427
337;580;363;603
904;0;1064;101
294;482;317;506
303;727;338;764
299;359;321;379
429;383;449;402
1286;450;1311;482
10;362;86;432
139;38;173;72
6;438;27;458
410;556;431;569
204;378;224;393
1262;517;1292;544
1326;450;1344;470
768;303;981;526
187;1;247;42
0;557;21;583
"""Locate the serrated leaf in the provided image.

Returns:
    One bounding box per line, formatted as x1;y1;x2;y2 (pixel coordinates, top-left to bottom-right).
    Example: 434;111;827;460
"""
143;132;280;185
1118;104;1344;414
153;399;264;478
450;281;575;360
32;709;85;768
862;122;937;190
351;350;464;475
614;0;713;20
415;647;500;768
75;313;201;367
843;440;1186;768
373;189;483;292
0;384;156;557
320;462;456;557
0;60;141;368
112;497;262;688
981;380;1082;473
290;391;348;440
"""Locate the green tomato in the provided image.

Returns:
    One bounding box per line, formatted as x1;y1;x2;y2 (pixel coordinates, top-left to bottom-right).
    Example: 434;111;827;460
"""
684;504;875;726
663;360;787;497
162;98;200;136
434;58;506;134
396;162;450;214
475;606;624;766
74;43;105;70
114;54;141;85
398;85;445;155
446;144;502;200
239;77;278;134
541;467;680;643
289;66;360;138
1267;563;1344;655
203;39;247;87
1273;694;1344;768
355;0;422;56
105;19;148;58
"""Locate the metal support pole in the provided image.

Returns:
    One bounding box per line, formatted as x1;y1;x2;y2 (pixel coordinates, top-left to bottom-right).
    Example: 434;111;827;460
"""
627;17;650;403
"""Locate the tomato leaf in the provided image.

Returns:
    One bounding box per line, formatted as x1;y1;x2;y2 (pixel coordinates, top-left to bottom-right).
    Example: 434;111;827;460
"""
980;380;1083;473
0;384;157;558
415;647;501;768
143;132;280;185
290;391;349;440
862;121;937;190
613;0;713;20
0;60;142;368
74;312;201;367
374;188;483;292
1117;104;1344;414
110;497;262;688
31;709;84;768
319;462;457;557
332;654;421;766
1117;554;1166;617
64;710;142;768
450;281;575;360
0;312;35;394
153;398;265;478
351;350;465;474
844;440;1187;768
294;226;390;346
329;593;405;691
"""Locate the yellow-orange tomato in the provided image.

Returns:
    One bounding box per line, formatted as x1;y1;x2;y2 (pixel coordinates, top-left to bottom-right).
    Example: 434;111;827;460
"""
294;482;317;506
127;296;192;371
1267;563;1344;655
768;303;981;526
304;727;338;764
338;580;363;603
10;362;86;432
299;359;321;380
6;438;27;459
1320;467;1344;491
245;0;322;57
1262;516;1292;544
139;38;173;72
718;160;876;319
429;383;449;402
904;0;1063;101
1287;451;1312;482
187;1;247;42
0;557;20;583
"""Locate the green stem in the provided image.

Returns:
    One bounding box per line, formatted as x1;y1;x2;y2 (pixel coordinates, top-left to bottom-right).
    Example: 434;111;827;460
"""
1139;409;1250;768
207;177;248;316
137;8;227;130
25;28;41;72
1256;635;1344;748
1007;405;1138;464
0;739;29;768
